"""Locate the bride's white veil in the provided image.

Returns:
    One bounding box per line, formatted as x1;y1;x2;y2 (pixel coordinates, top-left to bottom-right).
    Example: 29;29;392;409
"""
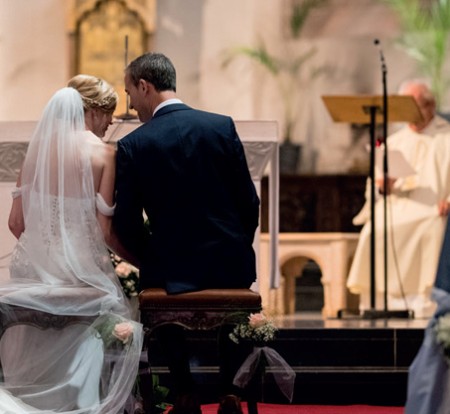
0;87;143;413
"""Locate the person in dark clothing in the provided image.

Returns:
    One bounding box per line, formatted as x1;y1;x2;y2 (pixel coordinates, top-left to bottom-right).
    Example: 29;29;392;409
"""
113;52;259;400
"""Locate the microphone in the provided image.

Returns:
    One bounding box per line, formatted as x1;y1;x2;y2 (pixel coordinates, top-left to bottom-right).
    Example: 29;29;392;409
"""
374;38;387;72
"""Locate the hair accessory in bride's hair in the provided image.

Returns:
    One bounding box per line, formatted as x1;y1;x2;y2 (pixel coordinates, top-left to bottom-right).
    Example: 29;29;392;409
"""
81;95;117;112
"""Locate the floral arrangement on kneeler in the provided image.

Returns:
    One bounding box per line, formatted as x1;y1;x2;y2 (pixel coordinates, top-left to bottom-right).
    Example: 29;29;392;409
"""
230;312;296;403
435;312;450;364
109;217;149;298
110;252;139;298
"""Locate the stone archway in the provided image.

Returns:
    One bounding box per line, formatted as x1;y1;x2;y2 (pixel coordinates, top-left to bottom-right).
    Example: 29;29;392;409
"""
260;233;360;318
281;253;324;315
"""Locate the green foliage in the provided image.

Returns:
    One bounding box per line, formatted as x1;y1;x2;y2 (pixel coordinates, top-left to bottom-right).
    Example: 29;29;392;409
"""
384;0;450;108
222;1;328;141
151;374;171;412
222;45;280;76
291;0;328;38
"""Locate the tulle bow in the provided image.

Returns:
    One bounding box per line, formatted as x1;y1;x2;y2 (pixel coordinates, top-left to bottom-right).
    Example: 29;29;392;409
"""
233;346;296;402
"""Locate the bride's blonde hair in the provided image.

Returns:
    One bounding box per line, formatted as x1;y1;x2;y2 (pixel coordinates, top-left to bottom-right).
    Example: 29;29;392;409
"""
68;74;118;113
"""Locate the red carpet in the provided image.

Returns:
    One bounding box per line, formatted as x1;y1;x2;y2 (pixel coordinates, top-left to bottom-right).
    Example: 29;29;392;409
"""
198;403;404;414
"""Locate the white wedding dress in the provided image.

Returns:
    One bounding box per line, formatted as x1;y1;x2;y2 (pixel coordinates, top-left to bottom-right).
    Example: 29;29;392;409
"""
0;88;143;413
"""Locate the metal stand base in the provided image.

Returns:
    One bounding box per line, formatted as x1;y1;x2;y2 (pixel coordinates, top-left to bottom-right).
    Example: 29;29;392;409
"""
362;309;414;320
337;308;414;320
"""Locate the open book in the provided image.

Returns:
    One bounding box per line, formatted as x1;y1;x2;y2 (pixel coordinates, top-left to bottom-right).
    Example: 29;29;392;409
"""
375;148;416;179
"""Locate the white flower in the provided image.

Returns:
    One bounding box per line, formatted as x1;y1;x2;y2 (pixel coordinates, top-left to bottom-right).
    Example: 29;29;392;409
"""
249;312;269;328
229;312;277;344
115;262;132;277
434;312;450;366
436;313;450;347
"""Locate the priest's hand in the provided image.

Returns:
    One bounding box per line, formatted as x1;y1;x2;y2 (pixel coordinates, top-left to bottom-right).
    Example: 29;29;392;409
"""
375;177;396;195
438;199;450;217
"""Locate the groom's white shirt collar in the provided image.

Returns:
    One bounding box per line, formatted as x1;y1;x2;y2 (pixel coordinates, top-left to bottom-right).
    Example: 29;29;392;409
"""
153;98;183;116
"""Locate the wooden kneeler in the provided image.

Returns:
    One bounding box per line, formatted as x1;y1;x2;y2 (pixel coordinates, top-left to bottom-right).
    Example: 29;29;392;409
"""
139;288;262;332
0;305;97;341
138;288;262;406
0;288;107;341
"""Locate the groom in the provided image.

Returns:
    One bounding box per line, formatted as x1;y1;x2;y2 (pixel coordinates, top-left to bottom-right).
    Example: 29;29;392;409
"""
113;52;260;398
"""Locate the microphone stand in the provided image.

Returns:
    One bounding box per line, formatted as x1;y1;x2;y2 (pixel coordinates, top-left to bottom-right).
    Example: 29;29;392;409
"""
381;45;389;313
362;40;412;319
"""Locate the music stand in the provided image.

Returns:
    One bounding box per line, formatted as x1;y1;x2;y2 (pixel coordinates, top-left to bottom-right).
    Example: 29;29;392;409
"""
322;95;422;319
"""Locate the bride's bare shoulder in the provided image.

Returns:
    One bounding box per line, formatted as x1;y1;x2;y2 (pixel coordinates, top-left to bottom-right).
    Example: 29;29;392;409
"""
84;132;115;156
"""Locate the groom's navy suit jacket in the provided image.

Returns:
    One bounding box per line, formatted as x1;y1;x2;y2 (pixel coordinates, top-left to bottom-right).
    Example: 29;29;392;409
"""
113;104;260;294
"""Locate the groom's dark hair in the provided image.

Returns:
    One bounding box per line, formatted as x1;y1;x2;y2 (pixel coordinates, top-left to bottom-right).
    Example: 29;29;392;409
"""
126;52;177;92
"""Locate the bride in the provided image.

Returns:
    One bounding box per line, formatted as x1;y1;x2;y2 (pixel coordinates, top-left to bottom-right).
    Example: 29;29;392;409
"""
0;75;143;413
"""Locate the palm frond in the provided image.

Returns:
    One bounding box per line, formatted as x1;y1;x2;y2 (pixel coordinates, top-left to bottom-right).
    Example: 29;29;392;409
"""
384;0;450;108
431;0;450;30
289;48;317;75
291;0;328;38
222;45;280;76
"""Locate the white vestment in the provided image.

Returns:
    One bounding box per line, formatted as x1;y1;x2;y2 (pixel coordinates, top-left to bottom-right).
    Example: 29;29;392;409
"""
347;116;450;318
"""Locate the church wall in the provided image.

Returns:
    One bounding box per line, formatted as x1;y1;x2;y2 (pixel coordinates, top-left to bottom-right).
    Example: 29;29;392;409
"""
154;0;203;109
199;0;261;120
0;0;69;121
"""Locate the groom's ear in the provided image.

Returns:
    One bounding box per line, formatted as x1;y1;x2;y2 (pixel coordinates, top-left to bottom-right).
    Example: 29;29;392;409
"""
139;79;151;94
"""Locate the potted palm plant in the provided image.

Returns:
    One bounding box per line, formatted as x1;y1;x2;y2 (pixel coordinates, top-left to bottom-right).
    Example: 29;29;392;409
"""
222;0;328;173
